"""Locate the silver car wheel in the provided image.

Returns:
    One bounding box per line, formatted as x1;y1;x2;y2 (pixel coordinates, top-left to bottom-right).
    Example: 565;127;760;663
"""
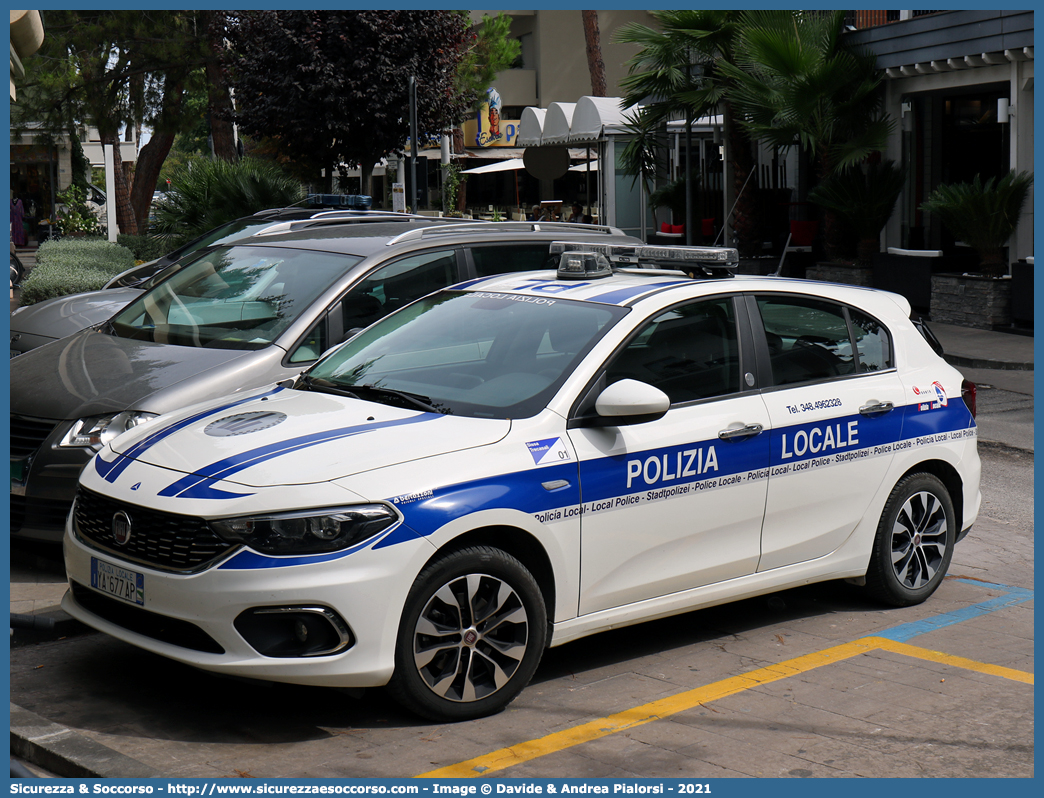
412;572;530;703
891;490;948;590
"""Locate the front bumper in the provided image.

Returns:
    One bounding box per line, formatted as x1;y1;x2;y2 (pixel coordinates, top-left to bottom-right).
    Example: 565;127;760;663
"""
11;417;87;543
62;515;435;688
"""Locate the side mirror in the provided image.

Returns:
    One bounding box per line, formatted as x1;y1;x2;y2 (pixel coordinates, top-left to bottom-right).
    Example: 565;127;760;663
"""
591;379;670;426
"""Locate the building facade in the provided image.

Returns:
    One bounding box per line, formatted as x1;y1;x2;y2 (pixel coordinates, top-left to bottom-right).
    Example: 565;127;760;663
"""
846;9;1034;260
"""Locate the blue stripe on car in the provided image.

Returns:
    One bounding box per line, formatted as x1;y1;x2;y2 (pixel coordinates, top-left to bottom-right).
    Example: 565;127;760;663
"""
157;413;440;499
199;399;976;570
588;281;692;306
94;387;286;484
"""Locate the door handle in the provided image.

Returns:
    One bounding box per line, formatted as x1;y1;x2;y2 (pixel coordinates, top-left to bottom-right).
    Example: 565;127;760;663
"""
718;423;763;441
859;400;894;416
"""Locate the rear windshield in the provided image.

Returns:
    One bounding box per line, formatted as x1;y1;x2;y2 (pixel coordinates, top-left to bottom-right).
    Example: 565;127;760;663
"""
110;245;361;350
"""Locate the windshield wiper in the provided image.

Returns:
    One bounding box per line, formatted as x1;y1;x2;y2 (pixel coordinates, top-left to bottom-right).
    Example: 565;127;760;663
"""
348;383;448;414
296;375;360;400
296;377;447;414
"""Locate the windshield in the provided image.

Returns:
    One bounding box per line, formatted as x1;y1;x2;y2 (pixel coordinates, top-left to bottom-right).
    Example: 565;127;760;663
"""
111;218;300;289
110;245;361;350
303;290;626;419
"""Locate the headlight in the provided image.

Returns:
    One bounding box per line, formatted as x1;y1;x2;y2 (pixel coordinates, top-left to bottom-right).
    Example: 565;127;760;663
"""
59;411;159;450
209;505;399;555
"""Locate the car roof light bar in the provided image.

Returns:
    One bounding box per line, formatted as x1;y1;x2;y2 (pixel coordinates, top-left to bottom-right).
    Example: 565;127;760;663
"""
550;241;738;275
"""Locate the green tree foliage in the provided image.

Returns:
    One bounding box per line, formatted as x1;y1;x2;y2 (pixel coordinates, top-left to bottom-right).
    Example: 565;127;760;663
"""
17;11;211;235
718;10;894;258
720;10;892;177
457;13;521;111
920;171;1034;274
615;11;760;254
151;157;304;241
226;11;476;196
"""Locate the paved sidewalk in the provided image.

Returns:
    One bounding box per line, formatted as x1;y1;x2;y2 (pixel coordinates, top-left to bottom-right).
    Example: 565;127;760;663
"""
930;322;1033;371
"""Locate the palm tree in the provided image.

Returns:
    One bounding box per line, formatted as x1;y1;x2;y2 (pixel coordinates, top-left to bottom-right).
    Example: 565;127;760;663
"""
614;11;761;255
152;157;303;241
719;10;894;258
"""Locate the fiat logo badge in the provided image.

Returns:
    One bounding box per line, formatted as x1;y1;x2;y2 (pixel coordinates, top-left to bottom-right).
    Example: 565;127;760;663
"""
112;511;132;546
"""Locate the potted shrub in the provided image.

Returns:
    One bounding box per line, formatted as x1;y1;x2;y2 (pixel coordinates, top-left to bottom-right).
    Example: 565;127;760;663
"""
921;171;1033;329
808;160;905;267
920;170;1033;275
54;185;103;238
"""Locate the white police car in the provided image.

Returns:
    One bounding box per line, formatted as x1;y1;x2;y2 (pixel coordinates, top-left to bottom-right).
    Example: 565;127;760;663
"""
63;243;980;721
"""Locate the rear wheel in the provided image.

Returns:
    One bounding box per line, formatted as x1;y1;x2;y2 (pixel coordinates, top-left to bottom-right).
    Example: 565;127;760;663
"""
388;546;547;721
865;473;955;606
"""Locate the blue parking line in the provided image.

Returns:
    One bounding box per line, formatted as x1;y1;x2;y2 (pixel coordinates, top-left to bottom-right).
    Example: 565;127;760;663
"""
877;579;1034;642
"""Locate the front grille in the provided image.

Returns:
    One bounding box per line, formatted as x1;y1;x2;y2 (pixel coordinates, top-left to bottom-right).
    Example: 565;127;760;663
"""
73;487;236;572
11;495;73;536
10;493;25;532
11;415;58;458
71;582;225;654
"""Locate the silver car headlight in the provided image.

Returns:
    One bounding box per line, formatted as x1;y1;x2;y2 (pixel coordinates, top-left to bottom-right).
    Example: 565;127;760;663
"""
59;411;159;450
209;505;400;555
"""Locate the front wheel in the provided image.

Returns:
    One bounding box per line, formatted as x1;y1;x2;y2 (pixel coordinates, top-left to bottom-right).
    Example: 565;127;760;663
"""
387;546;547;721
865;473;955;606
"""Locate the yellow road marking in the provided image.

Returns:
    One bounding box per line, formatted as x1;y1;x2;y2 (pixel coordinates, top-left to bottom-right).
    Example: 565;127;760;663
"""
417;637;1032;778
867;636;1035;685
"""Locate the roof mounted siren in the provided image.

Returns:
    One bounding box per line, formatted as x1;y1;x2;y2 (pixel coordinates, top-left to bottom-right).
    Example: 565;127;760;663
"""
556;250;613;280
550;241;739;278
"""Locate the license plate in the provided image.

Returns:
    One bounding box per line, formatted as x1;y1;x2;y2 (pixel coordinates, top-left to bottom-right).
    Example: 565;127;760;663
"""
90;558;145;606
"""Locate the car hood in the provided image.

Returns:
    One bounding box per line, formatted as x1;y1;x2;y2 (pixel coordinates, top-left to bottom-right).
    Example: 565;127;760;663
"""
9;329;265;420
105;386;510;487
10;287;143;340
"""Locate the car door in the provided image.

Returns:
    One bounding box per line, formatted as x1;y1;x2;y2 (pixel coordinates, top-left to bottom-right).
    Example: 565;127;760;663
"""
749;293;906;571
568;295;772;615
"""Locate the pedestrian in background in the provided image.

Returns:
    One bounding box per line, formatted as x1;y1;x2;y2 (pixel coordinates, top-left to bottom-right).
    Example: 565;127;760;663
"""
11;196;27;247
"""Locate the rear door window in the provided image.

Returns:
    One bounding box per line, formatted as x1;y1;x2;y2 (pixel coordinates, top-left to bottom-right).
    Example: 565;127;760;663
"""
469;244;555;278
756;296;857;385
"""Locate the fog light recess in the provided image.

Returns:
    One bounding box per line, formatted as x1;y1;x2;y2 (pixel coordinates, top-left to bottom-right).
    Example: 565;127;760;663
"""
234;606;353;657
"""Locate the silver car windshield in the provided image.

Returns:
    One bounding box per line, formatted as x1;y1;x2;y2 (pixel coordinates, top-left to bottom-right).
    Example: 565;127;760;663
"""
110;245;361;350
303;290;626;419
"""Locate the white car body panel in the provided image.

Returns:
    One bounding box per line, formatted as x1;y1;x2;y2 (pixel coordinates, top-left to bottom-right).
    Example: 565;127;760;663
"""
62;268;980;697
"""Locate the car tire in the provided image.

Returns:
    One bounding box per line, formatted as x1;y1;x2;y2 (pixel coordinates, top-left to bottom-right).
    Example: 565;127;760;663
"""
387;545;547;722
864;473;955;607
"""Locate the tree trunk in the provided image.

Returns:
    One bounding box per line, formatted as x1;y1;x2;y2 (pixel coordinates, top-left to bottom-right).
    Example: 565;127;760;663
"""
101;129;137;236
816;154;844;261
204;12;238;161
726;103;760;258
131;131;176;232
360;161;374;199
581;11;607;97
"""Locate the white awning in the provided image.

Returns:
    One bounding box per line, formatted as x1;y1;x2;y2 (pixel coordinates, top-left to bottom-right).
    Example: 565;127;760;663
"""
568;160;599;172
570;96;632;142
541;102;576;146
516;107;546;147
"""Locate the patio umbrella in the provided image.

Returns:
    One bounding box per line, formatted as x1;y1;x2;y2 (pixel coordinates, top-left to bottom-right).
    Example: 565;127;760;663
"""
460;158;526;175
460;158;526;210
